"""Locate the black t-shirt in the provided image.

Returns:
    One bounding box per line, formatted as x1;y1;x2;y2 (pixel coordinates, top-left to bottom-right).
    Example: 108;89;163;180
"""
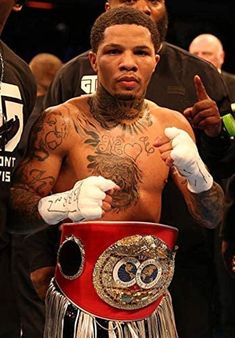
222;174;235;240
0;40;36;249
223;203;235;241
42;42;232;267
221;70;235;104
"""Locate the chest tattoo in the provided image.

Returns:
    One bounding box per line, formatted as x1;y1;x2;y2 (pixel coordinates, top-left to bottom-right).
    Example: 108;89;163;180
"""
84;129;155;211
120;110;153;135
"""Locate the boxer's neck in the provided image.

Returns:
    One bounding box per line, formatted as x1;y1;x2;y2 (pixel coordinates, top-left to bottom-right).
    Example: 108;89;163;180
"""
89;85;146;129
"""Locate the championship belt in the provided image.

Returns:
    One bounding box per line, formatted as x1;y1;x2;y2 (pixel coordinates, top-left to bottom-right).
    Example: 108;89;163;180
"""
44;221;179;338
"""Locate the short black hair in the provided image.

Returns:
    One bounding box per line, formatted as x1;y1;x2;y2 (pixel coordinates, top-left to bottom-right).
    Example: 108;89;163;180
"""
90;7;160;53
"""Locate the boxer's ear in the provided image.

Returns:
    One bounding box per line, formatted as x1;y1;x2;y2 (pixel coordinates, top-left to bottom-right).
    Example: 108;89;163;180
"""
153;54;160;73
88;51;98;73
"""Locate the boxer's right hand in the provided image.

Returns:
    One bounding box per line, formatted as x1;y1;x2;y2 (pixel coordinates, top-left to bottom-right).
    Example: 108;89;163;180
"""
38;176;119;225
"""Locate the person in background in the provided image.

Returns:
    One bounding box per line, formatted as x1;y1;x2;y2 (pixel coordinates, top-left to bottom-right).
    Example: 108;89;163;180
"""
189;32;235;338
29;53;63;115
0;1;36;337
29;1;232;337
188;33;235;176
10;7;224;337
189;33;235;105
218;173;235;338
9;52;64;338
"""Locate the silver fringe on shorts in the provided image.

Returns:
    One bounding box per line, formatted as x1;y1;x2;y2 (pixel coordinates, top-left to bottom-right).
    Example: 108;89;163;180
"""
44;280;178;338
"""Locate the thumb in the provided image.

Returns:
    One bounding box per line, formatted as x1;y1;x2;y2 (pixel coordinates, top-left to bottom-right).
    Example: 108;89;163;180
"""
164;127;182;140
95;176;119;192
183;107;193;118
194;75;210;101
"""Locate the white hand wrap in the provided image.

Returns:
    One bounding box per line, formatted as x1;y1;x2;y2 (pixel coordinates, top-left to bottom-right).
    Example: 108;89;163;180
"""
165;127;213;193
38;176;117;225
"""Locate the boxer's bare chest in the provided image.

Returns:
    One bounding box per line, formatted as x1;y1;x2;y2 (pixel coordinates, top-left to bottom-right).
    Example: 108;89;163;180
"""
55;103;168;214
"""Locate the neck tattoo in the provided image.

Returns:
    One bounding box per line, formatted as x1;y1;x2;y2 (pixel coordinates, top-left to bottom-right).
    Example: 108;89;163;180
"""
88;85;149;130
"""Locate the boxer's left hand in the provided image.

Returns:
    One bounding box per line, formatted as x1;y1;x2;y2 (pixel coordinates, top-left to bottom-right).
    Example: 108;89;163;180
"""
183;75;222;137
154;127;213;193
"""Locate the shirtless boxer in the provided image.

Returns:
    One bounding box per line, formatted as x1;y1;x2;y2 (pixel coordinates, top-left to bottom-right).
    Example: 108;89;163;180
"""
10;7;224;338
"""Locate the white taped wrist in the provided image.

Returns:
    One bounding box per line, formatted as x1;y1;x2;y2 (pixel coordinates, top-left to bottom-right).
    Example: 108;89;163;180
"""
165;127;213;193
38;190;71;225
38;176;117;225
176;156;213;193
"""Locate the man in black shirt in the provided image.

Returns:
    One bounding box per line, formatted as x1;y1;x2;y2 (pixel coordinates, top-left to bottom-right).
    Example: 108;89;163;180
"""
0;1;37;337
189;33;235;338
30;1;231;337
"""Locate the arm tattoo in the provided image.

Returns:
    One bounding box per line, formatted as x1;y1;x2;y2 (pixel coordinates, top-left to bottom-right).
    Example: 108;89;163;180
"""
185;182;224;229
10;184;49;232
11;168;56;226
20;168;55;196
11;108;69;223
26;109;69;162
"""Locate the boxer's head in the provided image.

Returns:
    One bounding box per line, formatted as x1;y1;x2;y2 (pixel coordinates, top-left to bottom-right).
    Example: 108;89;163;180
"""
89;7;160;100
90;6;160;53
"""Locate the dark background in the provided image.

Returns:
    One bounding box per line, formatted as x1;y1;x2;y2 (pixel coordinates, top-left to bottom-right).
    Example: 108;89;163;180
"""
2;0;235;73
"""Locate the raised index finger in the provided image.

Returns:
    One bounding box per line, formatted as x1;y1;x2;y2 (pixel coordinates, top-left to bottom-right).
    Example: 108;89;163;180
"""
194;75;210;101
